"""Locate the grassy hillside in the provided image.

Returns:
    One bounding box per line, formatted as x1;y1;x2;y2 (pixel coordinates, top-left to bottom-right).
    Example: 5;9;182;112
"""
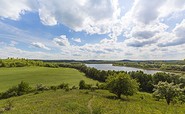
0;67;98;92
0;90;184;114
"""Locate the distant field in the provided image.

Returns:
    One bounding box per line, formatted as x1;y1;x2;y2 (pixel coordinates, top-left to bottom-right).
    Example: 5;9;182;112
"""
0;67;98;92
0;90;184;114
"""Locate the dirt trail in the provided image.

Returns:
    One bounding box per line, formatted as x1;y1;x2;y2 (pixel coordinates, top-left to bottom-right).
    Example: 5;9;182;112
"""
87;95;95;114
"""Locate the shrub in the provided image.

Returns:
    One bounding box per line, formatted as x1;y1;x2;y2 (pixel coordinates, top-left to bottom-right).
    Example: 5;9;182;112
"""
79;80;86;89
85;84;92;89
36;84;49;91
65;86;70;92
71;86;78;89
50;86;58;91
0;81;32;99
79;80;93;90
17;81;32;95
96;83;106;90
58;83;69;89
0;86;18;99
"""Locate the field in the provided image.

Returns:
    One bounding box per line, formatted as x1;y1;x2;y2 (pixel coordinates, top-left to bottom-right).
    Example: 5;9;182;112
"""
0;66;185;114
0;90;184;114
0;67;98;92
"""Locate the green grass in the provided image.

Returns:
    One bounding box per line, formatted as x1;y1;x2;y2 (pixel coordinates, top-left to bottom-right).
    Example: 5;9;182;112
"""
0;67;98;92
0;90;184;114
91;91;185;114
0;67;184;113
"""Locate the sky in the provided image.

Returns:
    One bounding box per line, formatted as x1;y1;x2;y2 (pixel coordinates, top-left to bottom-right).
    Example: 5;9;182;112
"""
0;0;185;60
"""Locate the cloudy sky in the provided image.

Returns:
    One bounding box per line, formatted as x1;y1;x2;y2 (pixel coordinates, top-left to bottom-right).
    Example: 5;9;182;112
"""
0;0;185;60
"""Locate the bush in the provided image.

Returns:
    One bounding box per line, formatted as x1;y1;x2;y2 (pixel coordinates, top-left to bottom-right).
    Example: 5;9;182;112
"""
58;83;69;89
79;80;86;89
0;86;18;99
96;83;106;90
36;84;49;91
50;86;58;91
0;81;32;99
65;86;70;92
17;81;32;95
79;80;93;90
71;86;78;89
85;84;92;89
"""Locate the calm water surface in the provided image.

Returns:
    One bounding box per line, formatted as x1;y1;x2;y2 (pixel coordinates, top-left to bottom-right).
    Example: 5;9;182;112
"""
86;64;162;74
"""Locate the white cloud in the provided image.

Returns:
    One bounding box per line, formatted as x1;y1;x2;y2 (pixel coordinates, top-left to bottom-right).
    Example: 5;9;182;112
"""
1;0;185;60
31;42;51;50
0;0;121;36
53;35;70;46
38;0;121;35
72;38;81;43
158;19;185;47
131;0;166;24
0;0;37;20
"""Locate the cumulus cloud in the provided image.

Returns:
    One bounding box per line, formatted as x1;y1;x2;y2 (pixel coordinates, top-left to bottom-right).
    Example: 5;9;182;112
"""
31;42;51;50
53;35;70;46
0;0;37;20
38;0;120;35
72;38;81;43
120;0;185;49
132;31;156;39
126;38;158;47
1;0;185;60
158;19;185;47
131;0;165;24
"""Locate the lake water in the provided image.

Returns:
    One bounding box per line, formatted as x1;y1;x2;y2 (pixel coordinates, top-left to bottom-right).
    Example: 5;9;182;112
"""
86;64;162;75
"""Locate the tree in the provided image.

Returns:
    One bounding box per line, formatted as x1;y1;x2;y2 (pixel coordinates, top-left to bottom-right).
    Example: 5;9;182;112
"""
153;81;183;105
129;71;154;93
79;80;86;89
17;81;32;95
106;73;139;99
153;72;171;84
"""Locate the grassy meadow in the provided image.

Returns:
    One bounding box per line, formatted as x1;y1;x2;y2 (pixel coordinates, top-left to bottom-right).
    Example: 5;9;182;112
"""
0;67;98;92
0;66;185;114
0;90;184;114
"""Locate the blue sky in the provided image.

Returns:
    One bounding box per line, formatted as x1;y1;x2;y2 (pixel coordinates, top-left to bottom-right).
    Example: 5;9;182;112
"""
0;0;185;60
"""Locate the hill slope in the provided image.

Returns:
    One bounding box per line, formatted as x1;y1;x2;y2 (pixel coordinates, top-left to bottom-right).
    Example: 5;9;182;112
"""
0;90;184;114
0;67;98;92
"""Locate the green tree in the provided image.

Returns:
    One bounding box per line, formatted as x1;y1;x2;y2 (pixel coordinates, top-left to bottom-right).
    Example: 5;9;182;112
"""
153;72;171;84
106;73;139;99
17;81;32;95
79;80;86;89
153;81;183;105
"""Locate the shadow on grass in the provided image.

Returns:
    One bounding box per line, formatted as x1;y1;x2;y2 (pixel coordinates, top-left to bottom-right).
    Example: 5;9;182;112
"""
104;95;130;101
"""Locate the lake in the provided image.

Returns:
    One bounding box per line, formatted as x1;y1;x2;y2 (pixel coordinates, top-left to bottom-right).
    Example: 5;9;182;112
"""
86;64;162;74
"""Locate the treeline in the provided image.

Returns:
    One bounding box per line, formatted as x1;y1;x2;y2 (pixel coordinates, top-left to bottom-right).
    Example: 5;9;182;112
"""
59;63;112;82
0;58;59;68
59;63;185;93
113;61;185;72
129;71;185;93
